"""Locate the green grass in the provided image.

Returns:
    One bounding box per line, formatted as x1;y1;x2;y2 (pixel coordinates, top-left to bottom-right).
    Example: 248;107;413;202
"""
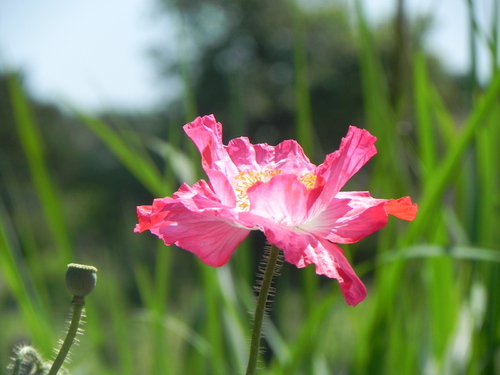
2;0;500;374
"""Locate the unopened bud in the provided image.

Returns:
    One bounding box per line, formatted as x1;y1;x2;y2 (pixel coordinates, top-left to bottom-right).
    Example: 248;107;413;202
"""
66;263;97;298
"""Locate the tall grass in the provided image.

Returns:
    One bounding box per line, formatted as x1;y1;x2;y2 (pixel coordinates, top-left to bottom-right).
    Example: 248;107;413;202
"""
2;0;500;374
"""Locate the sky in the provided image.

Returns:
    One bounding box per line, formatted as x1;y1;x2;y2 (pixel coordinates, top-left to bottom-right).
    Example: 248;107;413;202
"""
0;0;495;113
0;0;176;111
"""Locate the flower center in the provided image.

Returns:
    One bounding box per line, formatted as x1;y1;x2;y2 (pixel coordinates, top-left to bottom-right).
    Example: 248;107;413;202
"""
232;170;317;211
232;169;281;211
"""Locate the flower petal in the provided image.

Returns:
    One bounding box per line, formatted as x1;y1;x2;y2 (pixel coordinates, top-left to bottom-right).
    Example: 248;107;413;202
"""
184;115;316;176
246;175;393;245
310;239;367;306
315;126;377;202
184;115;239;177
135;182;251;267
226;137;316;175
256;221;367;306
301;195;389;244
337;191;418;221
383;196;418;221
247;174;318;226
204;170;238;207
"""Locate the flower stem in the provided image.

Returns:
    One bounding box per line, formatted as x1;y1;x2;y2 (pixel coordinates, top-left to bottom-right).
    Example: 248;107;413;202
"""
245;244;281;375
47;297;84;375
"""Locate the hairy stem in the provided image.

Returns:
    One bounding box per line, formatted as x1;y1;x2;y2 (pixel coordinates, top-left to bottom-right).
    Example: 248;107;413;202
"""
245;244;281;375
47;298;84;375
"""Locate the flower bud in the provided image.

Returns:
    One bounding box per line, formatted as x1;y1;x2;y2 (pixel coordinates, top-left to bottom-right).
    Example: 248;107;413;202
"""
66;263;97;298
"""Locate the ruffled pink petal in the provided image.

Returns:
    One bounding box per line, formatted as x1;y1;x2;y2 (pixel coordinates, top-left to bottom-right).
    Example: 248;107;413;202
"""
306;239;367;306
246;174;319;226
173;180;221;203
384;196;418;221
337;192;418;221
155;208;250;267
203;170;238;207
184;115;239;177
226;137;316;175
184;115;316;177
135;182;251;267
247;175;393;245
300;195;389;244
315;126;377;203
256;221;367;306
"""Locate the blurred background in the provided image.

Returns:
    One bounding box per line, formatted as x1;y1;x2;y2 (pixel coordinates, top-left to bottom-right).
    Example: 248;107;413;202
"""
1;0;499;374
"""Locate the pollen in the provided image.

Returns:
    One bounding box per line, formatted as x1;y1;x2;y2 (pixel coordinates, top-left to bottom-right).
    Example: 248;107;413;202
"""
233;169;281;211
299;173;317;189
232;169;317;211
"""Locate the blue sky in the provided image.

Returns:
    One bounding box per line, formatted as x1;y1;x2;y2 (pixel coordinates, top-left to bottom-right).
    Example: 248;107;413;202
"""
0;0;494;112
0;0;175;111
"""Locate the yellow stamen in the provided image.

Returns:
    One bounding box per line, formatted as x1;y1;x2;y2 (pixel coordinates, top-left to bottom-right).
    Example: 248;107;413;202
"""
232;169;317;211
233;169;281;211
299;173;317;189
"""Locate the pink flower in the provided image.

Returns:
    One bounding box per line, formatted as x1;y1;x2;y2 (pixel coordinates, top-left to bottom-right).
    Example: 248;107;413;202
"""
135;115;417;306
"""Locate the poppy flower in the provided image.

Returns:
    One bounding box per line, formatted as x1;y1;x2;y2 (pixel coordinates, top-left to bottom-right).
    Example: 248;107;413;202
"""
135;115;417;306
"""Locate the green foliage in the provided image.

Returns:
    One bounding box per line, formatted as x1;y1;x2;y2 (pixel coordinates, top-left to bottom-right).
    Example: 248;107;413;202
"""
1;0;500;374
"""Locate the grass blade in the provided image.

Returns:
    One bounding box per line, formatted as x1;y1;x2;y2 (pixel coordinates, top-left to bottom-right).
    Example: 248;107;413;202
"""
8;74;73;264
77;113;167;196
